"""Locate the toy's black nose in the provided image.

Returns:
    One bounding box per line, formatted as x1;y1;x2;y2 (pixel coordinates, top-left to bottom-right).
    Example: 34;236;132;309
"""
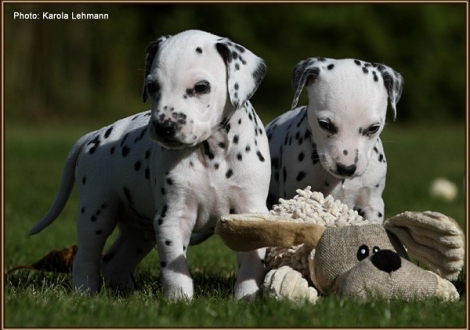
370;249;401;273
336;163;356;177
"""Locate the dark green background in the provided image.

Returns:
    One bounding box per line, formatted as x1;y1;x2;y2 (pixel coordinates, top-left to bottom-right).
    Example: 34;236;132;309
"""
4;3;466;125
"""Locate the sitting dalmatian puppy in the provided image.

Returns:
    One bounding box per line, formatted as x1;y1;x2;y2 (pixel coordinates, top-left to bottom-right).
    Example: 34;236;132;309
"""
266;58;404;222
29;30;270;300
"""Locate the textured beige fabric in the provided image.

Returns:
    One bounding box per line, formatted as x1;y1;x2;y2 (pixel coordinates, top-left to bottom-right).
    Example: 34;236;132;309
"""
335;258;440;300
216;214;325;252
264;266;319;303
385;211;465;280
215;187;464;302
313;225;396;292
265;187;374;278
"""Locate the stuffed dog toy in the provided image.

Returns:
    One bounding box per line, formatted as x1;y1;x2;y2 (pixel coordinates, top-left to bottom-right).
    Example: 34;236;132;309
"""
216;187;464;303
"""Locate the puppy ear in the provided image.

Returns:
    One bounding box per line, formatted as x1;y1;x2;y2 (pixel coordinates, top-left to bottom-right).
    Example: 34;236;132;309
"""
291;57;322;110
215;213;326;252
142;35;171;103
376;63;404;121
215;39;266;109
384;211;465;281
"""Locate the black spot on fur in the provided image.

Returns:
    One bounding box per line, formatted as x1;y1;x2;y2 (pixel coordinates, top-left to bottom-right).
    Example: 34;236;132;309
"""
165;240;172;246
134;128;147;143
296;171;306;181
256;151;265;162
196;47;202;54
82;176;87;185
161;205;168;218
123;187;133;205
327;64;335;70
311;150;320;164
226;169;233;178
298;152;304;162
203;141;214;160
233;135;239;144
160;262;167;268
120;133;129;147
122;146;130;157
88;138;100;154
272;157;279;169
104;126;113;138
134;161;141;171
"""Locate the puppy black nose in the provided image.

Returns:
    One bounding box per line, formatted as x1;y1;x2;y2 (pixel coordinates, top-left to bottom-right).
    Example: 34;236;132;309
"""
370;250;401;273
336;163;357;176
153;120;176;138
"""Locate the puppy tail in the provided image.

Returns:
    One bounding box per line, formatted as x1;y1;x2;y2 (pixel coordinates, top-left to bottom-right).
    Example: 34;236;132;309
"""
28;131;95;235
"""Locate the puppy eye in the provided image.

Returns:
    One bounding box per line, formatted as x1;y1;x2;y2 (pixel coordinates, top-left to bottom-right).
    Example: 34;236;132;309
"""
357;244;370;261
365;124;381;136
318;119;338;135
194;80;211;94
147;81;160;95
372;246;381;254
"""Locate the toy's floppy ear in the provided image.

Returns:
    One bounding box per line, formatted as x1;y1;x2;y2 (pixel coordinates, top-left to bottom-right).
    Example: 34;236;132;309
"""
384;211;465;281
215;214;326;252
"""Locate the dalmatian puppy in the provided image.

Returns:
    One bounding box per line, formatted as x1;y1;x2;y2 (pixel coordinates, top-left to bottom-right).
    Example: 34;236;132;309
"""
266;58;403;223
29;30;270;300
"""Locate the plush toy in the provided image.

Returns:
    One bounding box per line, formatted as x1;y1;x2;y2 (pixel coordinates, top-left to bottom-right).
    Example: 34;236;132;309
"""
215;187;465;303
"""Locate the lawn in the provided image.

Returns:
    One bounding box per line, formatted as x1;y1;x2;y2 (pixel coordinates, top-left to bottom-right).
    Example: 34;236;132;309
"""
3;120;467;327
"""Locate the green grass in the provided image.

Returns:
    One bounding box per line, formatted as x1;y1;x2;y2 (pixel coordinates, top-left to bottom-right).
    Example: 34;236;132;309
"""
4;121;466;327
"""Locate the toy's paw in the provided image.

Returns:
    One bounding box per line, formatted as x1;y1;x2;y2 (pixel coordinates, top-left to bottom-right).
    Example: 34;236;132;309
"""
385;211;465;281
433;271;460;301
263;266;319;304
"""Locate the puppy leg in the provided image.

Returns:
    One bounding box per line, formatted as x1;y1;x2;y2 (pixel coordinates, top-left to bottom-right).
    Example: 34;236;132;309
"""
235;248;266;300
73;204;117;294
154;210;193;300
101;225;155;294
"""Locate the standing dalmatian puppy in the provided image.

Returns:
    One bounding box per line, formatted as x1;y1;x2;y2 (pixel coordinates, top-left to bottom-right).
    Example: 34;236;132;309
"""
266;58;403;222
29;30;271;300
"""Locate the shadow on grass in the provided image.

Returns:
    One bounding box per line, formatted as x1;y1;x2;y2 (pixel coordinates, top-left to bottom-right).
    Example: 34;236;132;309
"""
5;267;237;300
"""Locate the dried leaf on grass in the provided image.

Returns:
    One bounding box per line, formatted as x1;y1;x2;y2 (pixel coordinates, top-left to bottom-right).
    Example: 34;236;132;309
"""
7;245;77;274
